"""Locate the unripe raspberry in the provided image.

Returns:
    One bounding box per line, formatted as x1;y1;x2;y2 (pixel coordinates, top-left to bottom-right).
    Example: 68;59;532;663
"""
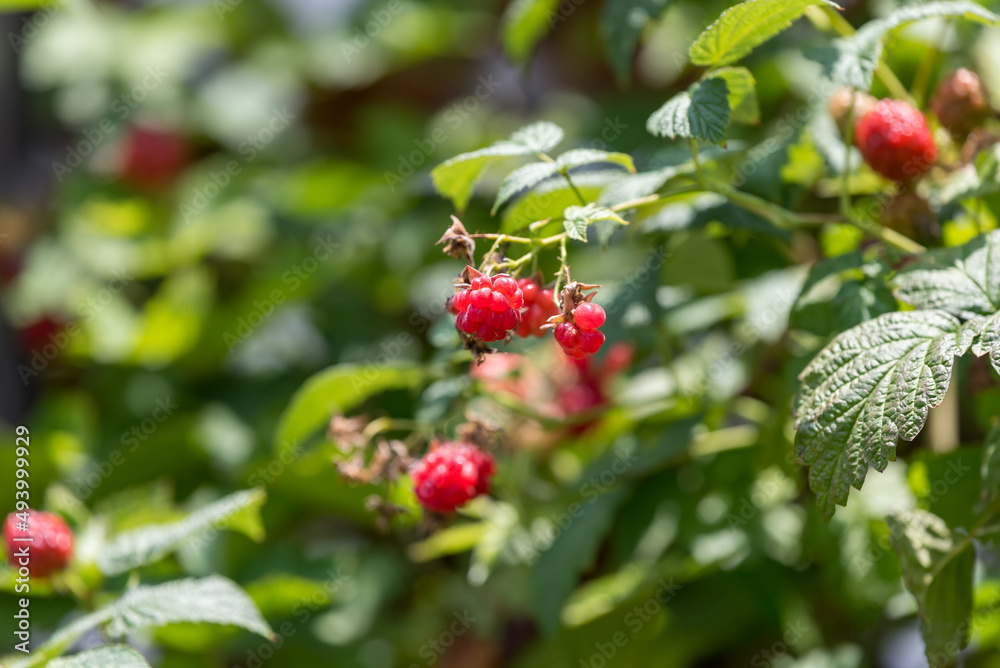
3;511;74;578
451;270;523;343
410;443;496;513
881;189;939;242
828;87;876;136
854;99;937;182
515;278;560;338
931;68;991;137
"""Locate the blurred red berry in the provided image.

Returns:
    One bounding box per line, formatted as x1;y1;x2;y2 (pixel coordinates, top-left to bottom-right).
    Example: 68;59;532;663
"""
451;269;522;343
411;443;496;513
854;99;937;182
515;278;560;338
3;510;74;578
120;125;190;190
16;316;66;355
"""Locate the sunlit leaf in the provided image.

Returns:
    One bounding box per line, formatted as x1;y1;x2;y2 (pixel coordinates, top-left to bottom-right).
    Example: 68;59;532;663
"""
688;0;840;67
98;489;267;576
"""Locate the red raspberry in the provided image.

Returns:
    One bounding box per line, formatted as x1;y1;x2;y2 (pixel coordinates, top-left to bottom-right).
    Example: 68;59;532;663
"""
555;302;606;358
410;443;496;513
3;510;74;578
854;99;937;182
452;269;523;343
515;278;560;338
120;125;190;191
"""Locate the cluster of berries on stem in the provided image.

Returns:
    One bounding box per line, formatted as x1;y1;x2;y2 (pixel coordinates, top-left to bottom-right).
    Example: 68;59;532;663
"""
449;267;524;343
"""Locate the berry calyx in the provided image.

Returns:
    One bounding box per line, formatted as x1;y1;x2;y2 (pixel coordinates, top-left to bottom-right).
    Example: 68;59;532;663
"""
452;269;523;343
931;68;990;138
410;442;496;513
3;510;74;578
854;99;937;182
515;277;560;338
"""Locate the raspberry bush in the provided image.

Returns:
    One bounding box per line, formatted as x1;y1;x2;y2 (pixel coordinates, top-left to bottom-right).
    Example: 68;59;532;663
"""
13;0;1000;666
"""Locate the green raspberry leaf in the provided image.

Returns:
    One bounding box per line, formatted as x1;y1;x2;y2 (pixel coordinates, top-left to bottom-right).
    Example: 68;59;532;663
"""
50;646;152;668
709;66;759;125
689;0;841;68
563;203;627;242
887;510;975;667
646;78;731;145
493;149;635;213
98;488;267;576
794;311;979;519
893;229;1000;319
431;122;565;211
822;1;1000;90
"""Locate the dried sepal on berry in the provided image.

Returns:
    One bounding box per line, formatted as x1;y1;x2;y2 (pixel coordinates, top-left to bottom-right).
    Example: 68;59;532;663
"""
328;414;372;453
335;438;412;485
436;215;476;264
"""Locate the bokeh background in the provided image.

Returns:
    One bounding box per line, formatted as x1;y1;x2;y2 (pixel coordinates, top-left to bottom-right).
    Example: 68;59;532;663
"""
3;0;1000;666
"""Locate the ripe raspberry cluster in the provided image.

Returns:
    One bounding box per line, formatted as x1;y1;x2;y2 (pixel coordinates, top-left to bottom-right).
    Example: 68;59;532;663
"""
3;510;74;577
854;99;937;182
411;442;496;513
450;269;524;342
554;302;606;359
516;278;560;338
